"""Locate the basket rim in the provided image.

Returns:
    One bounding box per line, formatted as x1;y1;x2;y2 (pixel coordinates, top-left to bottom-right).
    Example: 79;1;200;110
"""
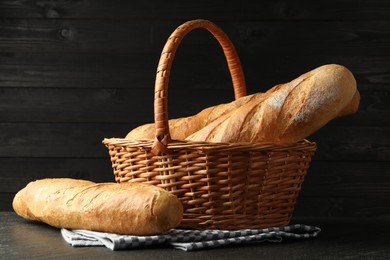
102;138;317;153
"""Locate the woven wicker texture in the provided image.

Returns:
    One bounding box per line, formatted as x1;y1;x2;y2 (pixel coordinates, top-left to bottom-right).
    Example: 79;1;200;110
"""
103;19;317;230
152;19;246;154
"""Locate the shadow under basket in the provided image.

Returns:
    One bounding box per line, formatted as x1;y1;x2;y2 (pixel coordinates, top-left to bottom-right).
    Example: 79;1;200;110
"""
103;138;316;230
103;19;317;230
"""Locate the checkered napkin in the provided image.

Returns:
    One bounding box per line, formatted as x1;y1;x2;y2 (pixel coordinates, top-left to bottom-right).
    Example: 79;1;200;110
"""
61;224;321;251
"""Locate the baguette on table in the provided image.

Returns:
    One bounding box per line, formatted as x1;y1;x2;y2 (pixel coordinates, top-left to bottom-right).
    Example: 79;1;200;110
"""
13;178;183;235
125;64;359;144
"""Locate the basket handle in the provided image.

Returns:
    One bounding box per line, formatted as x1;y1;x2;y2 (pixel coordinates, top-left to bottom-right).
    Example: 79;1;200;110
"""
152;19;247;155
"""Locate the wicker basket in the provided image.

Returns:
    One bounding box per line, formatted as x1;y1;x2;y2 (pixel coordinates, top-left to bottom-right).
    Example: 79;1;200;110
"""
103;19;317;230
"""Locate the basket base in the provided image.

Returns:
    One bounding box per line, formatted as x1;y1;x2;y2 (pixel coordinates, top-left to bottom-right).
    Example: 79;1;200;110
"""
103;138;317;231
179;213;292;230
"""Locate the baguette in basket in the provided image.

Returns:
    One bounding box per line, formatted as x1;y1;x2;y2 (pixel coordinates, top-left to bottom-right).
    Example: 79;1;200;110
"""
126;64;359;144
103;19;356;230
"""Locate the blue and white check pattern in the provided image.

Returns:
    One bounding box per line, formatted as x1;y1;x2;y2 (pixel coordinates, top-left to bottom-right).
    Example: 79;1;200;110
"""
61;224;321;251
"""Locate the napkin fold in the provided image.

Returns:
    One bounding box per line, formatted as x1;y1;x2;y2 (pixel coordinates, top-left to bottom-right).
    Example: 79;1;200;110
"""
61;224;320;251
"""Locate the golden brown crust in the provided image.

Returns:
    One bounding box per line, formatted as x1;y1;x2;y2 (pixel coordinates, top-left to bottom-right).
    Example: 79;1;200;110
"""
337;89;360;118
276;64;357;143
125;64;359;144
186;64;358;143
13;178;183;235
125;93;256;141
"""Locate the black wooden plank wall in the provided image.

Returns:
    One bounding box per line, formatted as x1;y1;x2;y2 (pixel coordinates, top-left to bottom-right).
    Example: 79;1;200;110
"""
0;1;389;219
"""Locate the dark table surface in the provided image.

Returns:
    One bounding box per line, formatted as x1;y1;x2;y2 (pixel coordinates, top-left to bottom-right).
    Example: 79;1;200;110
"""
1;211;389;260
